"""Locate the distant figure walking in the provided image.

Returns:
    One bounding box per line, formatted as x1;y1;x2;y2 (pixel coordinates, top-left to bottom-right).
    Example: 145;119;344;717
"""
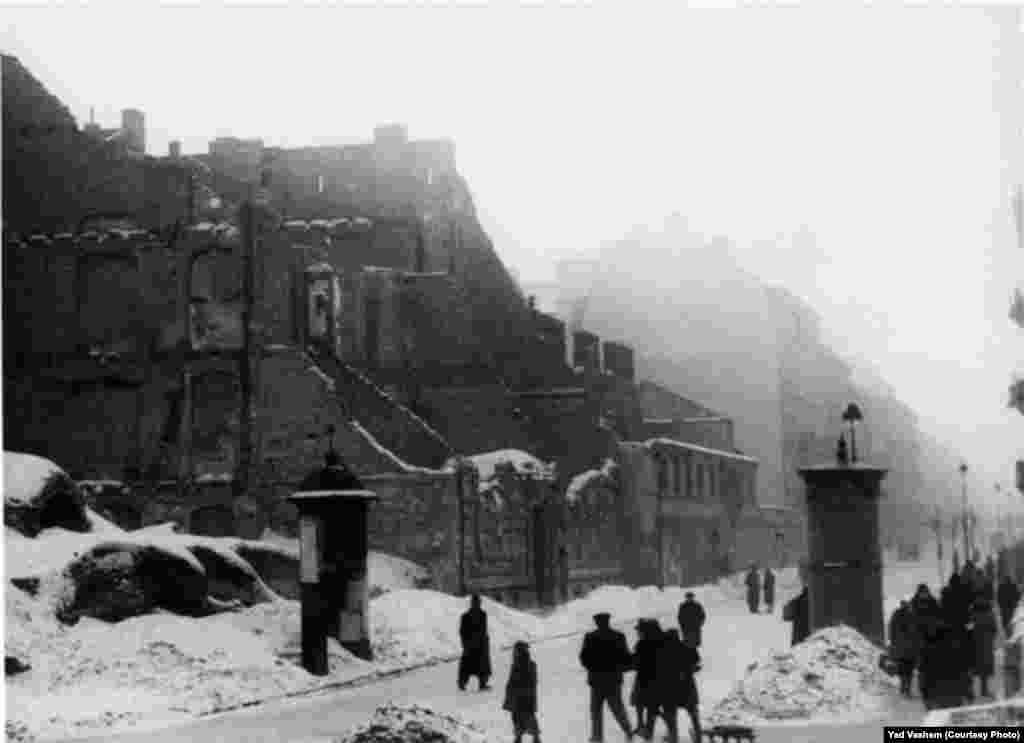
677;592;706;648
763;568;776;613
783;585;810;646
503;641;540;743
579;612;634;742
630;619;661;740
458;594;492;691
997;574;1021;634
744;565;760;614
970;599;998;699
888;600;919;697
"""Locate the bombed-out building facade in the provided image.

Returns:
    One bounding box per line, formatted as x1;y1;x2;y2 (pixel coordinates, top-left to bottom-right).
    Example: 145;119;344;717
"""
3;121;804;606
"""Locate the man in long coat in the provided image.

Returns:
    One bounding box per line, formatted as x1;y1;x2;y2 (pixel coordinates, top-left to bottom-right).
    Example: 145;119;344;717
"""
744;565;760;614
888;600;919;696
579;612;634;742
997;574;1021;634
763;568;776;613
783;585;810;646
677;592;706;648
458;594;492;691
630;619;661;740
971;599;998;699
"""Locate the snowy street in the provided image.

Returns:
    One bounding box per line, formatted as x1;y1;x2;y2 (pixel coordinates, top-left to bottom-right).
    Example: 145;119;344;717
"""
70;560;939;743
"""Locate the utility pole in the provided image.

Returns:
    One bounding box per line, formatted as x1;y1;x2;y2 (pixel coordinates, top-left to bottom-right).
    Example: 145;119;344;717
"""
960;463;970;563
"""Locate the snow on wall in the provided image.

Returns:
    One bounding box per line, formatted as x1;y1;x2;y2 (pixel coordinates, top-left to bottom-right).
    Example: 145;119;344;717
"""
3;452;61;505
565;458;617;503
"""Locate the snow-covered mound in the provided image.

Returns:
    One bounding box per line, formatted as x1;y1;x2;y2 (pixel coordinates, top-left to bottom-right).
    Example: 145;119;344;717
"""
336;704;490;743
709;625;899;724
4;452;91;536
371;590;546;667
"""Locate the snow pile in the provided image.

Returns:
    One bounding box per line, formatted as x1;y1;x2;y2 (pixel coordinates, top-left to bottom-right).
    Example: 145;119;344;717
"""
465;449;553;493
565;459;617;503
5;607;326;741
708;625;899;724
371;591;546;667
4;451;61;505
336;703;490;743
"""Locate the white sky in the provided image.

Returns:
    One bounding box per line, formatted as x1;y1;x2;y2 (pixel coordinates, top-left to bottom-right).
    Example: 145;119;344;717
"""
2;2;1023;509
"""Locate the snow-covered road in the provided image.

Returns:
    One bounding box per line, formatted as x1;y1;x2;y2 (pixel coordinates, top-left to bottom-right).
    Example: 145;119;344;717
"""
74;606;793;743
70;562;937;743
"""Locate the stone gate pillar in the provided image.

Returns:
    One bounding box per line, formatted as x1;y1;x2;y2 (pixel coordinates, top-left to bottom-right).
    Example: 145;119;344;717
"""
798;461;887;647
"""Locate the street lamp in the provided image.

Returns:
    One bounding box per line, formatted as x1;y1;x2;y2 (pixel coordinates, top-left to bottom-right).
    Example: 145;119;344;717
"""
959;462;970;562
842;403;864;463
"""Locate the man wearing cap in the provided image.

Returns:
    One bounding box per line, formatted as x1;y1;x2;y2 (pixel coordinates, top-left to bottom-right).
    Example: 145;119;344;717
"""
579;612;634;742
676;592;706;649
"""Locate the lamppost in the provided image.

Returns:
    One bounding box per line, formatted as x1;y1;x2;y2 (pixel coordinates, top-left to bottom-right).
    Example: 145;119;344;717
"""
842;404;864;463
959;462;970;562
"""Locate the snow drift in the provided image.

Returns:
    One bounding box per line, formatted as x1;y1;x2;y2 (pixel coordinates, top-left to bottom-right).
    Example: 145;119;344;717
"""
4;452;91;537
708;625;899;724
335;704;491;743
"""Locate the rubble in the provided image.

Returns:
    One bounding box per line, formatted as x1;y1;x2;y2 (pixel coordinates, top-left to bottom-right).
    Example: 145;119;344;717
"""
336;704;491;743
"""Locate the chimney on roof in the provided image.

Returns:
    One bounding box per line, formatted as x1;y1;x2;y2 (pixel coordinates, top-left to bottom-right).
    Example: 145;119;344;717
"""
169;140;182;159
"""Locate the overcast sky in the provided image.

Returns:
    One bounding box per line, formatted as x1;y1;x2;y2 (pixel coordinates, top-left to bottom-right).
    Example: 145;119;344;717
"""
3;2;1022;508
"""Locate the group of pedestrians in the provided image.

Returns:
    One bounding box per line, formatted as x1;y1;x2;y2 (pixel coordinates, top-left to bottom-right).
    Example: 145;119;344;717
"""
581;597;704;743
744;564;775;614
886;559;1022;711
456;592;710;743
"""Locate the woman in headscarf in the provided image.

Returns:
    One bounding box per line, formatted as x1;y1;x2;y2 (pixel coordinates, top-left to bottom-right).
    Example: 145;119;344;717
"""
630;619;662;739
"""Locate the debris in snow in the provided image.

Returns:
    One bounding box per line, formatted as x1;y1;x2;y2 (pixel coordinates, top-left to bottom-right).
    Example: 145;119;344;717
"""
708;625;899;724
565;459;618;503
336;704;490;743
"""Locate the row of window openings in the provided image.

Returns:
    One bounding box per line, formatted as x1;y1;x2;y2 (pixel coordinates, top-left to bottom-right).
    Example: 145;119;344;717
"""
657;459;716;498
311;168;437;195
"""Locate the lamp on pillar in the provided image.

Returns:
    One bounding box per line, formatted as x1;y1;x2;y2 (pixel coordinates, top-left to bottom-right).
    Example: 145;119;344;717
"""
289;440;378;674
798;404;887;647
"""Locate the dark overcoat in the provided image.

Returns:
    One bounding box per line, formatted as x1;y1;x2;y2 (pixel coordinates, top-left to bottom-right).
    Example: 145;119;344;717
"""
630;635;661;708
763;569;776;606
654;634;700;708
745;570;760;609
503;658;538;715
971;606;998;677
579;627;632;687
459;607;492;679
677;600;707;647
888;605;920;662
783;588;810;646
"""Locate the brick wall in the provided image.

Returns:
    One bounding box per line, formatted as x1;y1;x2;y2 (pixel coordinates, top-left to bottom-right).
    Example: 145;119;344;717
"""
418;385;531;456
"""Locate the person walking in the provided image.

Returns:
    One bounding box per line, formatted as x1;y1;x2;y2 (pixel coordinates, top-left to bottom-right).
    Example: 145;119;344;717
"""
783;585;810;646
997;574;1021;634
629;619;661;740
763;568;776;613
744;564;760;614
676;592;706;649
579;612;634;743
676;631;702;743
888;600;919;697
918;617;967;710
970;598;998;699
458;594;492;691
503;641;541;743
